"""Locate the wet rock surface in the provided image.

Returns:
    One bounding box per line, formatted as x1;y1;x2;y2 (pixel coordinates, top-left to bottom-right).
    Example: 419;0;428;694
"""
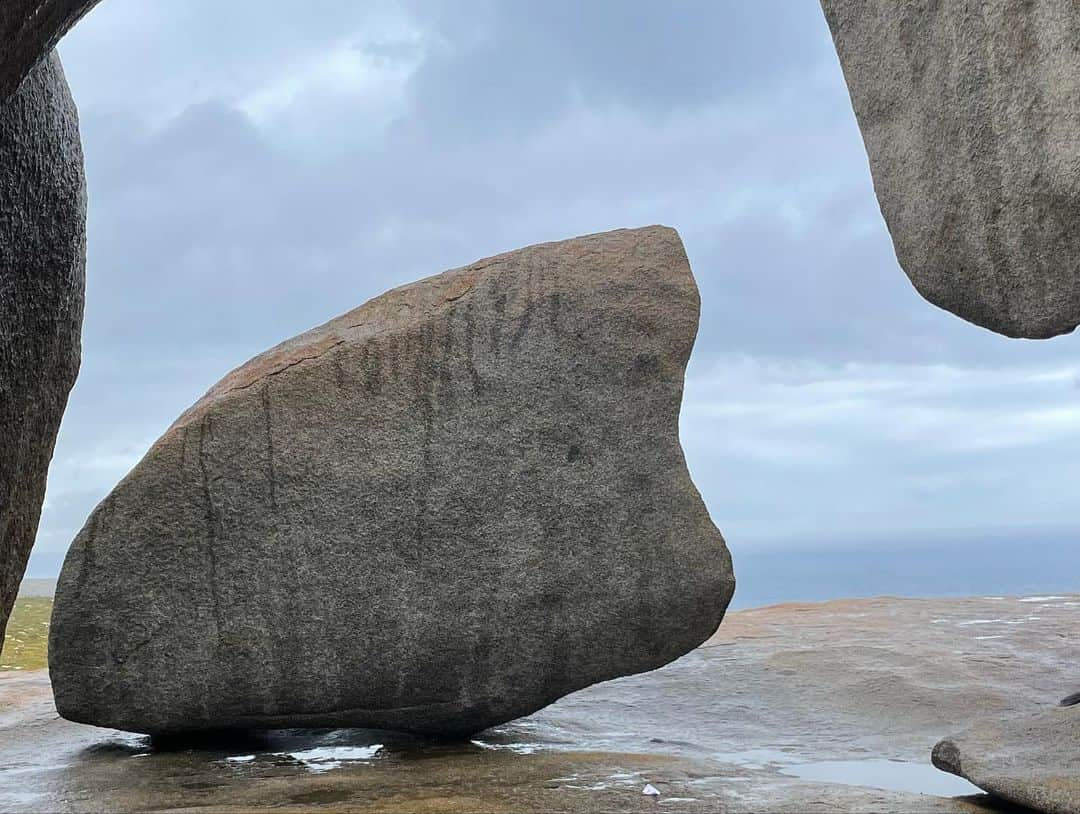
7;594;1071;812
0;1;101;102
821;0;1080;339
934;705;1080;814
49;226;734;738
0;52;85;654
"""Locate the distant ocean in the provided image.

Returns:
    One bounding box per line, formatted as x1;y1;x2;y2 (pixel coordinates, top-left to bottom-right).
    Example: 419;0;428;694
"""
20;528;1079;610
730;528;1080;609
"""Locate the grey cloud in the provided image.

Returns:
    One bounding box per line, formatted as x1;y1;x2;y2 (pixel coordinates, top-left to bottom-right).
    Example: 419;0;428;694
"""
692;204;1078;368
401;0;830;140
27;0;1080;579
67;0;1078;375
682;359;1080;546
60;0;407;116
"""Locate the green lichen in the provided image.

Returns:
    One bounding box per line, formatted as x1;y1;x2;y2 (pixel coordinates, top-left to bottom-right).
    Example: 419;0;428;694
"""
1;596;51;671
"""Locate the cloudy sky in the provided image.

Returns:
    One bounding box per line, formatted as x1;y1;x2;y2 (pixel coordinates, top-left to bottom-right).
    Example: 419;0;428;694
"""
28;1;1080;587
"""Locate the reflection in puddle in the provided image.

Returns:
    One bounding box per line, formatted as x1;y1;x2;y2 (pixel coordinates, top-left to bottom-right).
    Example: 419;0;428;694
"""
216;739;388;774
713;750;980;798
471;739;540;755
274;744;383;773
780;758;980;797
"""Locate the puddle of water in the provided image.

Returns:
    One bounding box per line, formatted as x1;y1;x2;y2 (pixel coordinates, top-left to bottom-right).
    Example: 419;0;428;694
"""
714;749;981;798
270;745;383;773
0;792;48;807
780;759;980;797
471;739;541;755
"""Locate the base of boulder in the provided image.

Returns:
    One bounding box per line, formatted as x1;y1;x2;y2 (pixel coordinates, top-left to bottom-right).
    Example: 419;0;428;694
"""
932;703;1080;814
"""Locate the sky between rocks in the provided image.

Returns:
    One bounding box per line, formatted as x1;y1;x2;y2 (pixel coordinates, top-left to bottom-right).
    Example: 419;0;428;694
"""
28;0;1080;578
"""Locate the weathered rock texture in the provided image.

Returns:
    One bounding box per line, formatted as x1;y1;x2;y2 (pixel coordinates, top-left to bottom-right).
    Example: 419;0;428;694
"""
821;0;1080;339
0;1;101;103
49;225;734;737
933;705;1080;814
0;52;85;654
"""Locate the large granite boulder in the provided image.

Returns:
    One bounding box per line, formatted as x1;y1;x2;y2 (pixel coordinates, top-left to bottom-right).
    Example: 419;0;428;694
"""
0;51;85;652
0;1;101;102
820;0;1080;339
49;225;734;737
932;705;1080;814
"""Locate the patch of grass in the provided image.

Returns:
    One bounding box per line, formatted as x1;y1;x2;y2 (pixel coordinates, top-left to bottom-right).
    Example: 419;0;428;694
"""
1;596;52;671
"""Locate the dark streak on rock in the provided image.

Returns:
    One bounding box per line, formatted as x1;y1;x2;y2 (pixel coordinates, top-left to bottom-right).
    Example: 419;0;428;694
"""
509;299;534;353
262;383;277;511
461;301;484;396
197;416;224;640
74;503;98;598
332;354;346;392
490;289;507;358
548;291;561;331
413;327;437;564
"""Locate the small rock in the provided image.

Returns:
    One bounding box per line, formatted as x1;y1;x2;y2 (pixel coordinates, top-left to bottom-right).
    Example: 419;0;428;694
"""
932;705;1080;814
642;784;661;796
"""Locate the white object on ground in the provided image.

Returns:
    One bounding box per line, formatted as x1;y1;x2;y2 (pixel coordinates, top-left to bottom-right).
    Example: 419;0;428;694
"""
276;745;383;773
643;783;661;796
